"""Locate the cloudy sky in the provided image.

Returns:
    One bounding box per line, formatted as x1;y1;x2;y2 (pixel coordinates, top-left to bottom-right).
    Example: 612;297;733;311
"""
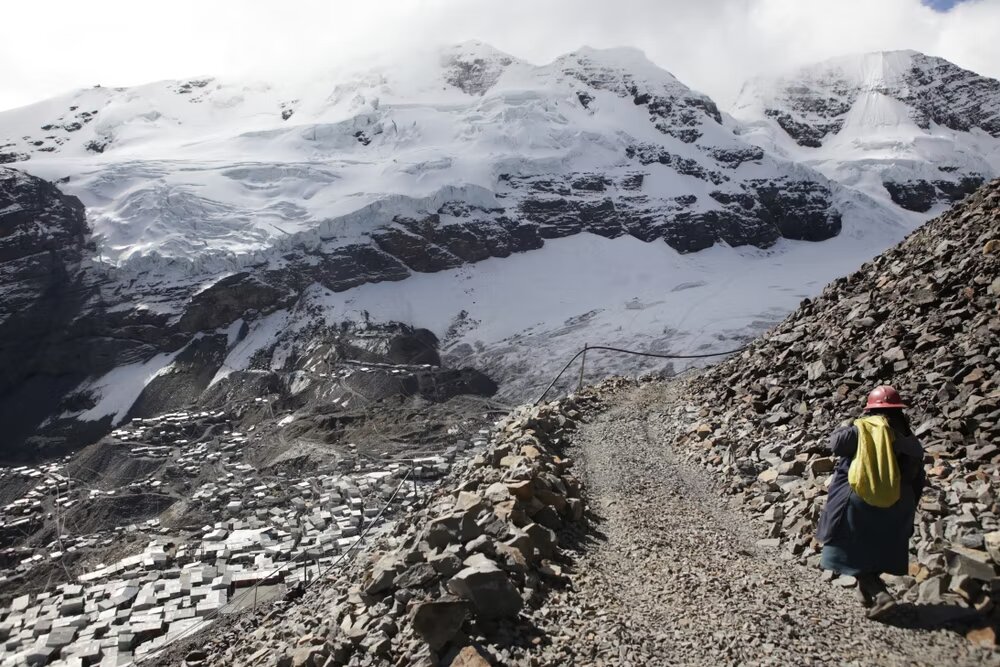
1;0;996;111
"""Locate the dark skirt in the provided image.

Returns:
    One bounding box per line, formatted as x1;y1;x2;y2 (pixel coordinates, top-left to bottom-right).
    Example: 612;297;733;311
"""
820;491;916;576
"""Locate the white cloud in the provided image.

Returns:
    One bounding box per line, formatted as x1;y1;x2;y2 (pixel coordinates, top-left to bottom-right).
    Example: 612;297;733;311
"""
1;0;998;111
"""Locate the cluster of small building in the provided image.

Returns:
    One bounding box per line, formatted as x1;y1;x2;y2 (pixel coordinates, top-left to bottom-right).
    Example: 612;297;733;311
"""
0;463;449;666
0;405;472;666
0;463;73;540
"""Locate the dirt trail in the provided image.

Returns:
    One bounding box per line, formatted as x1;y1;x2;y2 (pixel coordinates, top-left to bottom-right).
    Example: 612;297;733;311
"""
539;383;997;666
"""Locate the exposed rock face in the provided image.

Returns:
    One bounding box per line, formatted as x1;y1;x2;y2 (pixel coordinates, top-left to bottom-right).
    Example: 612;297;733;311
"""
557;47;723;143
497;171;841;254
125;334;230;420
763;107;842;148
0;169;89;391
746;52;1000;147
443;44;513;96
0;169;102;459
898;55;1000;135
662;178;1000;620
732;50;1000;213
176;274;294;333
883;179;941;213
884;176;986;213
0;169;193;461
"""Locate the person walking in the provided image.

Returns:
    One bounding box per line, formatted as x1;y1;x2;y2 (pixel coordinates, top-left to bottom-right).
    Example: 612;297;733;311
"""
816;385;926;619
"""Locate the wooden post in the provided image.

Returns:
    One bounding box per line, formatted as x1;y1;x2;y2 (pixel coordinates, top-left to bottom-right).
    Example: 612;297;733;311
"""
577;344;588;392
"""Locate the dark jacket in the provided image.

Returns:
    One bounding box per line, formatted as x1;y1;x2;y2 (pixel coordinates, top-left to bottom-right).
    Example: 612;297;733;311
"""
815;423;926;544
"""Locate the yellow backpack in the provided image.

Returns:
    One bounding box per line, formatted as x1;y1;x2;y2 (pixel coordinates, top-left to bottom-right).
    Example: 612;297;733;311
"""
848;415;901;508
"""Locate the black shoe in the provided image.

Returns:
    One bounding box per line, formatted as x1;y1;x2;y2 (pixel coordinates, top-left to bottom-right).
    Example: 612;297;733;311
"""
866;592;897;620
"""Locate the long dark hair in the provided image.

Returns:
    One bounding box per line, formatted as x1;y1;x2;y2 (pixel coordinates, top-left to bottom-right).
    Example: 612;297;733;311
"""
865;407;913;437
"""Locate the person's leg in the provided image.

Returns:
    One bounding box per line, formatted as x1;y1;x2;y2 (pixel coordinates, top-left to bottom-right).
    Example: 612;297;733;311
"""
855;573;879;607
858;573;887;594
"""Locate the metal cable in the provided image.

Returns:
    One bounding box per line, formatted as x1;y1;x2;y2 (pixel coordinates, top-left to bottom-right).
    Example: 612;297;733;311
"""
534;343;746;405
305;465;413;589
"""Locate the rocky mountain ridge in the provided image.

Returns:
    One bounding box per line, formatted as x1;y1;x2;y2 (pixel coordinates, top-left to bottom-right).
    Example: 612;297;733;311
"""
0;42;861;274
3;44;999;462
733;50;1000;214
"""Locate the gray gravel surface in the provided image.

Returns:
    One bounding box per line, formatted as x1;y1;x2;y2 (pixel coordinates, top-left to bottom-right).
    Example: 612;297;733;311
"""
532;383;999;667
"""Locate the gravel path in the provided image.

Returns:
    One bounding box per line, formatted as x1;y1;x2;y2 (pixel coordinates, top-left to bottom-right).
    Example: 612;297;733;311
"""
536;383;998;666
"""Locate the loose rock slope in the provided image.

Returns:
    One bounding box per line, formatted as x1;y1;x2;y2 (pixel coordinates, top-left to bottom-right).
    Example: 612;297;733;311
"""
663;178;1000;644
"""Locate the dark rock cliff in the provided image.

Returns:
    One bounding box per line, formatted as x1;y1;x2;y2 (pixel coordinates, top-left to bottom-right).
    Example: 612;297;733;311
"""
0;171;185;459
0;168;99;459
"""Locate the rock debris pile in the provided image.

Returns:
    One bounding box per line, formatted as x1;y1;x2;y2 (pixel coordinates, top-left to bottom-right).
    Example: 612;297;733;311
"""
663;179;1000;644
190;397;591;667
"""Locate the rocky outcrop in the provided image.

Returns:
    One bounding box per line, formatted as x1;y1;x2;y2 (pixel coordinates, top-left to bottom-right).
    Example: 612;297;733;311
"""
498;171;842;254
0;169;104;459
558;47;722;144
0;168;90;393
186;397;591;666
0;169;189;461
749;52;1000;148
660;179;1000;640
900;55;1000;136
176;274;295;333
443;48;514;96
763;108;845;148
883;179;940;212
125;334;230;419
733;51;1000;215
884;176;986;213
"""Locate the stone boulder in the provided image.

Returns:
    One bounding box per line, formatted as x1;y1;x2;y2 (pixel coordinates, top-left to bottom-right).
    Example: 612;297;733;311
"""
411;599;470;651
447;562;523;619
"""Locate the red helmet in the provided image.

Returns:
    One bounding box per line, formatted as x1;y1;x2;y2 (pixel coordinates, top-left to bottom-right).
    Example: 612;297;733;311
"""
864;385;907;410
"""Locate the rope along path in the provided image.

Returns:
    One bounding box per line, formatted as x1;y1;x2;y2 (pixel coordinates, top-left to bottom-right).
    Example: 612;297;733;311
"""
534;343;746;405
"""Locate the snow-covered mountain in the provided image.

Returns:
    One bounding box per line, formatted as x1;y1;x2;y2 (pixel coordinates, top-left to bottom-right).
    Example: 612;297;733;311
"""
2;43;869;271
2;43;996;459
731;50;1000;214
